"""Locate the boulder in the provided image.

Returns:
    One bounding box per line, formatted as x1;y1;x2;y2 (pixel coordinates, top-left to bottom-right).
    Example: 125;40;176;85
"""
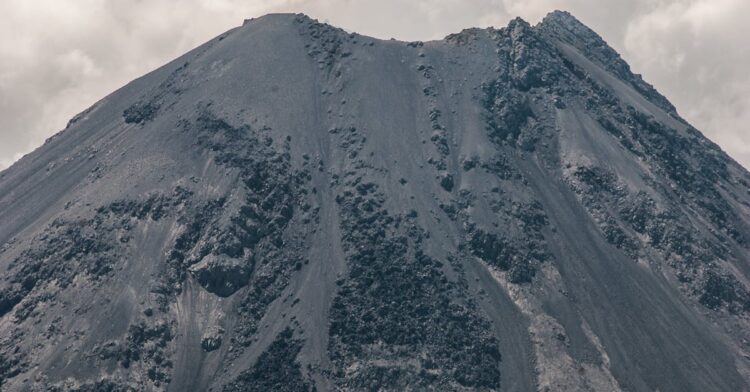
188;253;252;297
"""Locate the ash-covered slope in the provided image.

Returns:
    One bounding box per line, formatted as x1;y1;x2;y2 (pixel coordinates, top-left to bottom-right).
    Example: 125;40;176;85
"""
1;10;749;391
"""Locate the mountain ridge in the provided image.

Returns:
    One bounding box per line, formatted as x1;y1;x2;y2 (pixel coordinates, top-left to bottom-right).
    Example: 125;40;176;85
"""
0;10;748;391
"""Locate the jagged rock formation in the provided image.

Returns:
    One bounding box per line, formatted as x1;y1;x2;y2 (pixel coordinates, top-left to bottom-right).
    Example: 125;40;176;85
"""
0;10;749;391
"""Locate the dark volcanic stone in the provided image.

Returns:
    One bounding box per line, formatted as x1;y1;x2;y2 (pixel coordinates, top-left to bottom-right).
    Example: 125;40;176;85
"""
188;254;252;297
223;328;312;392
123;102;159;124
439;173;454;191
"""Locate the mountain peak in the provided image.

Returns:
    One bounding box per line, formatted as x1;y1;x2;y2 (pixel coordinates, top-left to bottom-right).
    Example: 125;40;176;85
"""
536;9;677;114
507;16;531;30
538;10;603;45
541;10;586;28
243;12;313;26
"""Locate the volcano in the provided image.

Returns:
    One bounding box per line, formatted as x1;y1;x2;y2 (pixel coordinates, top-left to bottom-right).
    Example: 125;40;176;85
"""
0;10;749;391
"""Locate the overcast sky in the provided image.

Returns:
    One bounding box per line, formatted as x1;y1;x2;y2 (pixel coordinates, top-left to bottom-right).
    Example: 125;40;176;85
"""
1;0;748;169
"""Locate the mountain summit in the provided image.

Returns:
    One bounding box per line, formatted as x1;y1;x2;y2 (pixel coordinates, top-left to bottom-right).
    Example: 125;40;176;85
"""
0;11;748;391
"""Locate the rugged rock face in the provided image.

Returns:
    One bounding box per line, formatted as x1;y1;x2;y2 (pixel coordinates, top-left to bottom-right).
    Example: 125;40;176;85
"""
0;10;749;391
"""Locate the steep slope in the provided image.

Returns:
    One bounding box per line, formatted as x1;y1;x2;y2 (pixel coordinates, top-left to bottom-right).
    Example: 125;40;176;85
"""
0;10;748;391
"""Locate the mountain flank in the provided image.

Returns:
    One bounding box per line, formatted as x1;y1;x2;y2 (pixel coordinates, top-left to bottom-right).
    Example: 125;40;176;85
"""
0;10;749;391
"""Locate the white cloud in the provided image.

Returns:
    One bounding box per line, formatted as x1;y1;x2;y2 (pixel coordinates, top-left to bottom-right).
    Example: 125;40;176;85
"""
0;152;25;171
0;0;310;170
623;0;750;167
0;0;748;170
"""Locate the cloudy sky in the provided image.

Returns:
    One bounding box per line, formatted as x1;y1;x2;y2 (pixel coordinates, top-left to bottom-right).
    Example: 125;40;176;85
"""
1;0;748;169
